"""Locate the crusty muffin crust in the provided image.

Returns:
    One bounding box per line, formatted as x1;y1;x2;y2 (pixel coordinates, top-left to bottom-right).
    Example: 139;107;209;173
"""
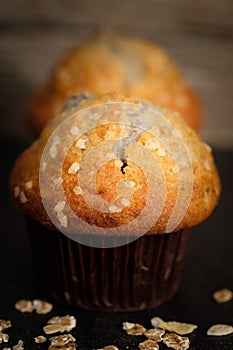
12;93;220;235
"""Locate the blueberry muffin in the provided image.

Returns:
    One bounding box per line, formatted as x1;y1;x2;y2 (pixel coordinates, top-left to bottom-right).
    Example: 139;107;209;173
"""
11;92;219;310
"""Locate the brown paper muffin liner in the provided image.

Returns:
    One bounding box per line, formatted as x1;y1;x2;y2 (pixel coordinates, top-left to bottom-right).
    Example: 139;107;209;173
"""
26;218;190;311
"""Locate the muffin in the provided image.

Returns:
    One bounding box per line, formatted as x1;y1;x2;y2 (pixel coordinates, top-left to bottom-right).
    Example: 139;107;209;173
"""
26;33;203;135
11;92;220;310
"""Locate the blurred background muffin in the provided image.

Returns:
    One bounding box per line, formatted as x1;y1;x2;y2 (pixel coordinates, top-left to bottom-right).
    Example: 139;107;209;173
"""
1;1;232;148
26;33;203;135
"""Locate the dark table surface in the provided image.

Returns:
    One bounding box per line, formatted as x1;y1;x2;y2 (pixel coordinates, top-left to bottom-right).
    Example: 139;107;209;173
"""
1;140;233;350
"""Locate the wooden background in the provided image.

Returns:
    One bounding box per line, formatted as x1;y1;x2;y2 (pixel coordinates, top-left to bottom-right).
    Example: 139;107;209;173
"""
1;0;233;148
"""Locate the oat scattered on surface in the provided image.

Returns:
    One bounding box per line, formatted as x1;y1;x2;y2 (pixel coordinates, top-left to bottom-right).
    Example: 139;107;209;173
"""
15;300;34;313
73;186;82;195
44;324;64;335
12;340;24;350
54;201;68;228
89;113;100;120
70;126;80;136
163;333;190;350
124;181;135;188
121;198;130;207
109;205;122;213
204;160;211;171
34;336;47;343
53;177;63;185
106;152;115;159
123;322;146;335
19;191;28;204
49;334;76;347
44;316;77;334
25;181;33;189
14;186;20;198
49;145;58;158
144;328;165;342
41;162;47;171
68;162;80;174
97;346;119;350
145;139;158;150
212;288;233;303
207;324;233;336
138;339;159;350
0;320;11;332
157;147;166;157
114;159;122;167
49;345;76;350
76;138;86;149
33;299;53;314
0;332;9;343
151;317;197;335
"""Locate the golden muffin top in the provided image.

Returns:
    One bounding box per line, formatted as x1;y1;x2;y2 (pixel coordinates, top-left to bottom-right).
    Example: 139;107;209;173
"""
12;93;220;237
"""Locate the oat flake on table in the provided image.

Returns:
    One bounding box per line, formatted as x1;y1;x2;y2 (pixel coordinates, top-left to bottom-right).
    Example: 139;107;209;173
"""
207;324;233;336
123;322;146;335
163;333;190;350
144;328;165;342
212;288;233;303
151;316;197;335
138;339;159;350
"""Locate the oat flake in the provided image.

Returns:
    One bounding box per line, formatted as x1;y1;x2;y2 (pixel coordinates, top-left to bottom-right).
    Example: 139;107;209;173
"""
109;205;122;213
33;299;53;314
44;315;77;334
49;334;76;346
97;346;119;350
151;317;197;335
12;340;24;350
0;320;11;332
138;339;159;350
207;324;233;336
15;299;34;313
212;288;233;303
0;332;9;344
34;336;47;343
144;328;165;342
163;333;190;350
123;322;146;335
68;162;80;174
